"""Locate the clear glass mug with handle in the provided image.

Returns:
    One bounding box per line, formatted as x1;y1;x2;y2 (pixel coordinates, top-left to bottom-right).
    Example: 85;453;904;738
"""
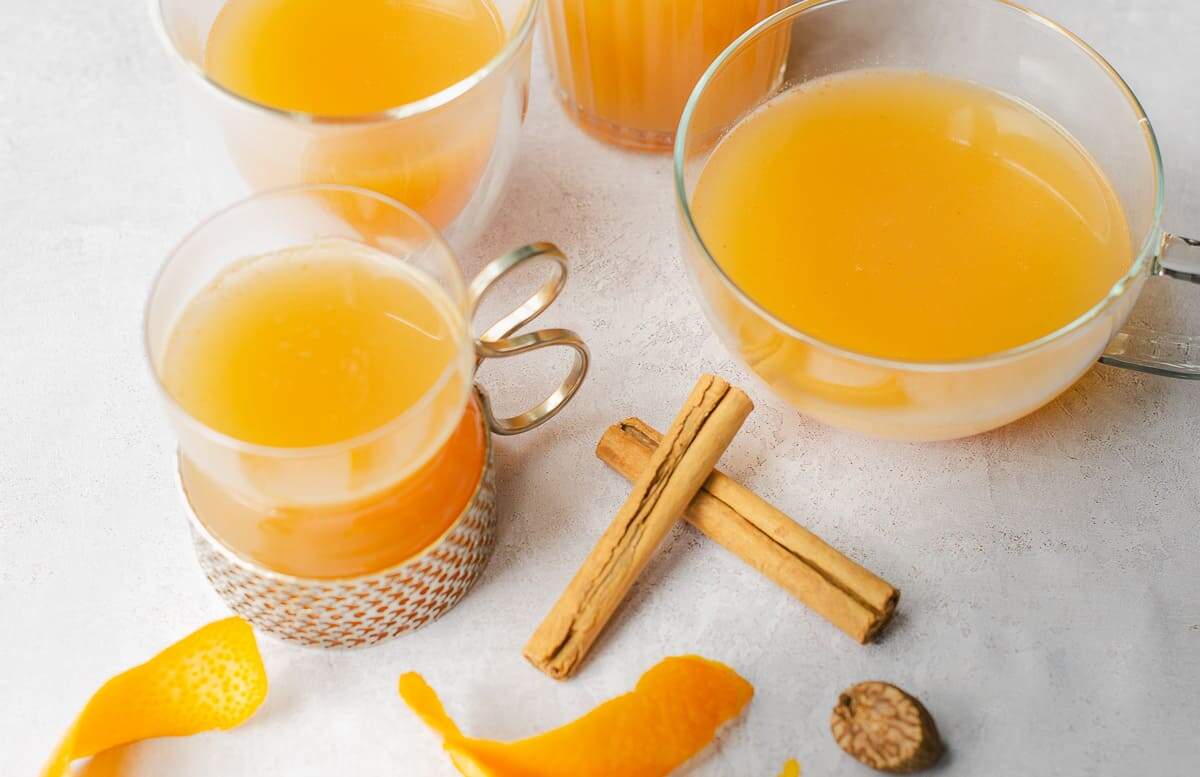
145;185;588;647
153;0;538;249
675;0;1199;442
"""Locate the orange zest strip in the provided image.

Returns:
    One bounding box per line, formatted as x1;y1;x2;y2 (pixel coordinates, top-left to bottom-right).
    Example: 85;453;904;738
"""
42;617;268;777
400;655;753;777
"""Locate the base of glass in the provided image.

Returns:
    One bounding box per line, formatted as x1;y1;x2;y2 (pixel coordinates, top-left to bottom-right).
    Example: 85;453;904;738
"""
554;92;675;152
180;438;497;650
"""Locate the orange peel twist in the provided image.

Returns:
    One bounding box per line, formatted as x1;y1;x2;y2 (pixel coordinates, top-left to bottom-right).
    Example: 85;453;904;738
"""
400;655;753;777
42;617;268;777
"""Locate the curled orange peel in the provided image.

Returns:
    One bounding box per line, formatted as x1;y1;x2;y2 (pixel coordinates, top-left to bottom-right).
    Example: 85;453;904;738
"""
399;655;753;777
42;617;267;777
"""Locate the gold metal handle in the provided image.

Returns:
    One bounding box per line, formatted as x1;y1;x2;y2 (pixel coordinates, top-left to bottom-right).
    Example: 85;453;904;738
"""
468;243;590;435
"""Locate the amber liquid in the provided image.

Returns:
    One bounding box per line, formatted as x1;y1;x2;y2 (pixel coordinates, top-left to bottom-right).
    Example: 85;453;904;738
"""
692;70;1131;362
205;0;505;116
203;0;507;228
164;239;484;578
543;0;787;148
179;401;486;579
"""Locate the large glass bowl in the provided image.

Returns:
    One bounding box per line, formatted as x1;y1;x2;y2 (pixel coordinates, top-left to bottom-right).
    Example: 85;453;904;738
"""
675;0;1199;441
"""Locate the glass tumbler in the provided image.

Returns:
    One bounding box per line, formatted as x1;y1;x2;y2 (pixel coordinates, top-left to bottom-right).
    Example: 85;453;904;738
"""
145;185;588;647
541;0;791;150
153;0;538;249
676;0;1200;441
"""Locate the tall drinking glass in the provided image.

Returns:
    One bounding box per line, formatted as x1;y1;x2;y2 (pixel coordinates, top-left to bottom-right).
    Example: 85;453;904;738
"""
541;0;790;150
676;0;1199;441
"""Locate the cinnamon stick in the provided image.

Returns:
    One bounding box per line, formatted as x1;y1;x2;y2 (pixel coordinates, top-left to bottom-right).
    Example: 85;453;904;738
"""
524;375;754;679
596;418;898;643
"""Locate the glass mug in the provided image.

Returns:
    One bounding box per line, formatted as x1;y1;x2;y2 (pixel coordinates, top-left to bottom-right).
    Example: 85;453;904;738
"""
676;0;1199;442
541;0;791;150
145;186;588;647
152;0;538;249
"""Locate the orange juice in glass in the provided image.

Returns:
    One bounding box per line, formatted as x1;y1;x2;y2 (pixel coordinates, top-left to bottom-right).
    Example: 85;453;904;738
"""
162;236;482;580
541;0;790;150
691;70;1132;365
676;0;1200;442
154;0;538;247
146;186;588;647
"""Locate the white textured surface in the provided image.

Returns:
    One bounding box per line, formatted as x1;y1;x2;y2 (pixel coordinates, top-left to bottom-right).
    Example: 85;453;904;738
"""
2;1;1199;775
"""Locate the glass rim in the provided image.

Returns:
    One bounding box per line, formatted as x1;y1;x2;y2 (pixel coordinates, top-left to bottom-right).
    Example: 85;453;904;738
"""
673;0;1166;373
142;183;474;460
150;0;540;125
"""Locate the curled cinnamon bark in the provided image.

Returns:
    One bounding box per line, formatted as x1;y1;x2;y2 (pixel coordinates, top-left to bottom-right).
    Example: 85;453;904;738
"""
597;418;897;643
524;375;753;679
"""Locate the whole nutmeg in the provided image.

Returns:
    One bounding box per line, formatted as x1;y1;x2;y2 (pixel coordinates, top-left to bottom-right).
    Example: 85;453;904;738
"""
830;681;944;773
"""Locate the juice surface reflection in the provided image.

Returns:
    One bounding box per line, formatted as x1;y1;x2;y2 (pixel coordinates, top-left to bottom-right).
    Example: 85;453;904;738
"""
163;238;481;578
203;0;508;228
692;70;1132;363
543;0;787;148
163;239;465;449
205;0;505;116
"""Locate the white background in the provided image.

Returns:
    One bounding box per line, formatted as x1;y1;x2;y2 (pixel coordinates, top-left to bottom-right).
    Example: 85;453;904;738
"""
2;1;1198;775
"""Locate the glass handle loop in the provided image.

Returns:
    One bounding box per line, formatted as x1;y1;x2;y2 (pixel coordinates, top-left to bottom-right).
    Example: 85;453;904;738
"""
1101;233;1200;379
469;243;590;435
1157;234;1200;284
